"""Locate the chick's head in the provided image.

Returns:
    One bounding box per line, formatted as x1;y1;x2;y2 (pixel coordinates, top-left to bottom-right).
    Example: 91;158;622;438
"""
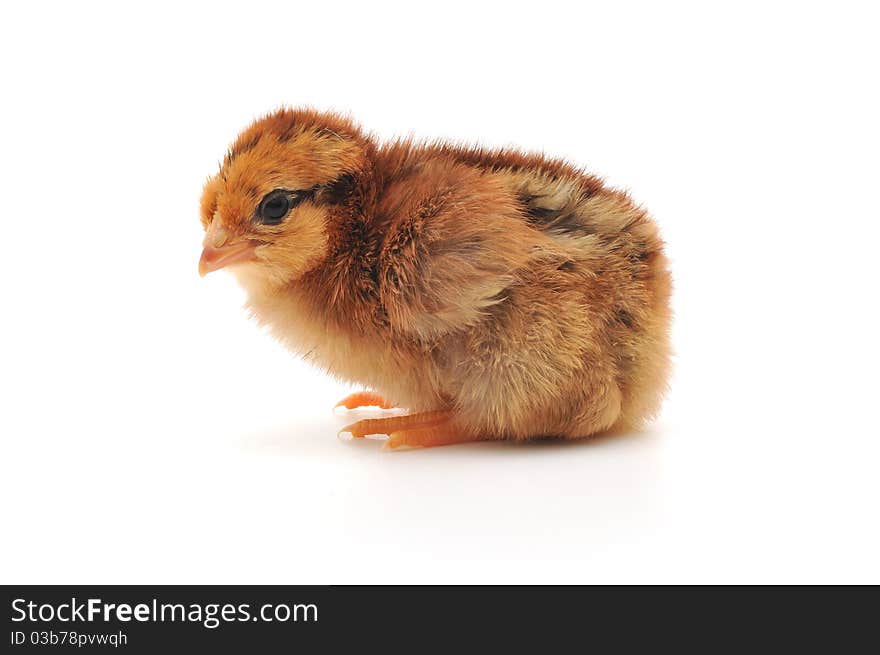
199;109;370;287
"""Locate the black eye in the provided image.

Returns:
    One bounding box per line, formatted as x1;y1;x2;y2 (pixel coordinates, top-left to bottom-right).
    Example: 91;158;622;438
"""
258;190;292;225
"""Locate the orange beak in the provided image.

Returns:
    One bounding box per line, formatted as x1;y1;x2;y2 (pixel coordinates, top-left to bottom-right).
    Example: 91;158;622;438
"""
199;241;258;277
199;217;258;277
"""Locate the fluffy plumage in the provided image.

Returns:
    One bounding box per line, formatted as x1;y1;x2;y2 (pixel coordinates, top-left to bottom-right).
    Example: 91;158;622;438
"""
199;108;672;448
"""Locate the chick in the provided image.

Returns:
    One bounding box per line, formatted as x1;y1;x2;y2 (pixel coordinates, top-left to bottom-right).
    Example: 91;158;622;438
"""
199;108;672;449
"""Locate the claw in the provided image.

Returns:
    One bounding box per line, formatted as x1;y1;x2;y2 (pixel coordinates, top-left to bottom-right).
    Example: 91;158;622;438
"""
339;410;453;440
385;423;482;450
382;438;416;451
336;409;479;450
334;391;395;412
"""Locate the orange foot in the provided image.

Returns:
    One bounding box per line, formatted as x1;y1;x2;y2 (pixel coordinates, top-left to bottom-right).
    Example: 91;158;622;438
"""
338;410;482;450
334;391;396;411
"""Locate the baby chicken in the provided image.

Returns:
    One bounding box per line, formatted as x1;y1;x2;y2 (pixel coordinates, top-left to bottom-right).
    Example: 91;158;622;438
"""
199;108;672;449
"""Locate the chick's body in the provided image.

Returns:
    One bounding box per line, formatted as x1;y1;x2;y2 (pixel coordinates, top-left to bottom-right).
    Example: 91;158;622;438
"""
200;109;671;447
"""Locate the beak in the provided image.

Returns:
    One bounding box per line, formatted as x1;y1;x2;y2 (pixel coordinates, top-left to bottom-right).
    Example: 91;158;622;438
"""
199;241;258;277
199;216;258;277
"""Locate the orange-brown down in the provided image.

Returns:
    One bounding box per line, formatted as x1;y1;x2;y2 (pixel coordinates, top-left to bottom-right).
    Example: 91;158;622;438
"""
199;108;672;449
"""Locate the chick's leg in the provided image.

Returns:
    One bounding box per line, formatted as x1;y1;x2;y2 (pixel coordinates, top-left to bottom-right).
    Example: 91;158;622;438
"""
339;410;452;440
334;391;395;411
386;419;482;450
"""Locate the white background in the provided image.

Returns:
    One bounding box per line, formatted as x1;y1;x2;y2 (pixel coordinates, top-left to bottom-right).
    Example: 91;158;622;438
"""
1;1;878;584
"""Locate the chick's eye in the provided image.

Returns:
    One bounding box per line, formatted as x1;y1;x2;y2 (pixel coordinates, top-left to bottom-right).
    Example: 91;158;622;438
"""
258;191;292;224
